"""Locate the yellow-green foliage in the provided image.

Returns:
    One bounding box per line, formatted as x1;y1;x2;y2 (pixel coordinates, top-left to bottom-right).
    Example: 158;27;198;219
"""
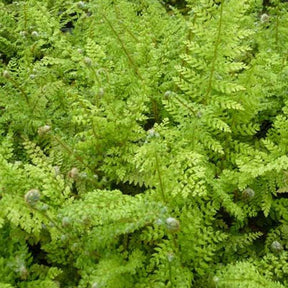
0;0;288;287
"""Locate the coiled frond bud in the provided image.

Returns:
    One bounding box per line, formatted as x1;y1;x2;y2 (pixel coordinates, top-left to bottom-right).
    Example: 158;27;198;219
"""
271;241;283;253
38;125;51;136
165;217;180;233
24;189;40;206
68;167;79;179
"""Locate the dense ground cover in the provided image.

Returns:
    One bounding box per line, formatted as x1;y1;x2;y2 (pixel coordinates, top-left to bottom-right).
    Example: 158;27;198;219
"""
0;0;288;287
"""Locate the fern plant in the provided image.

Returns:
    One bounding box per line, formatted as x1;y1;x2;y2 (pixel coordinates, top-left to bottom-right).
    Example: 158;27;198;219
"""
0;0;288;287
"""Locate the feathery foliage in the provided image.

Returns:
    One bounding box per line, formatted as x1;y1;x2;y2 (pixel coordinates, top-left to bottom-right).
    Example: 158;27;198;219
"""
0;0;288;287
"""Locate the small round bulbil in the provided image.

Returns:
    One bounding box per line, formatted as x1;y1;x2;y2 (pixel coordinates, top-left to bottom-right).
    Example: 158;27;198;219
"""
62;217;71;227
38;125;51;136
271;241;283;253
78;1;86;9
84;57;92;66
261;13;270;23
164;90;172;99
167;252;175;262
68;167;79;179
165;217;180;233
242;187;255;199
31;31;39;37
2;70;10;79
25;189;40;206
